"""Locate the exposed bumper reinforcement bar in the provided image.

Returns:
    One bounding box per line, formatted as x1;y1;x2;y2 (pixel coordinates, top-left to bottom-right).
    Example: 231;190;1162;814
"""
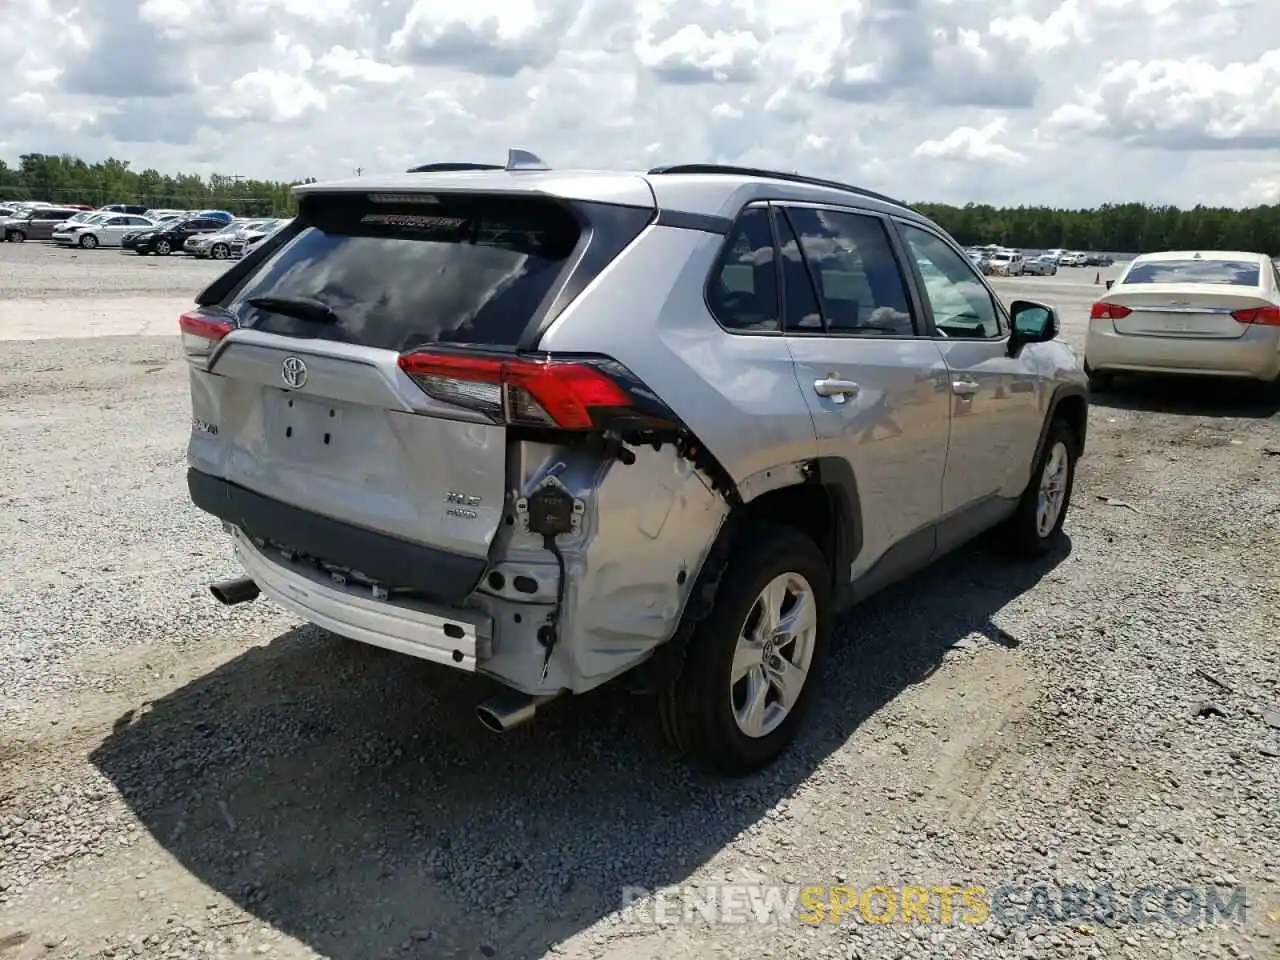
230;528;492;670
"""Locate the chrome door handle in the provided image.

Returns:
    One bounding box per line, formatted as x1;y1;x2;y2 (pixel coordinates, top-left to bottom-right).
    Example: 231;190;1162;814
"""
813;377;860;401
951;378;980;397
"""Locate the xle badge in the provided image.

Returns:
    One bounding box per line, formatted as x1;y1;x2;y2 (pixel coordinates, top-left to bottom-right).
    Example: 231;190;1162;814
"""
445;490;481;520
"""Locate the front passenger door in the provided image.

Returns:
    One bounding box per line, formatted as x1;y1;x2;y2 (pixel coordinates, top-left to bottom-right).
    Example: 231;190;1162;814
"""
893;222;1043;535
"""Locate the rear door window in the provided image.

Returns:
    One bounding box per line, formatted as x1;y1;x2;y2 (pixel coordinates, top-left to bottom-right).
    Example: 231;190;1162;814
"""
227;194;583;352
781;206;916;336
1123;259;1261;286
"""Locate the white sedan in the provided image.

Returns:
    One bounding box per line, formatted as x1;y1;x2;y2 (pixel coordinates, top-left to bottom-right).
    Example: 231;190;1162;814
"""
51;214;156;249
1084;250;1280;389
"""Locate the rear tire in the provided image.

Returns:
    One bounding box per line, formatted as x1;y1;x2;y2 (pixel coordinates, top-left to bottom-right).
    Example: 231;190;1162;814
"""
658;523;832;776
210;243;229;260
154;239;171;256
1001;417;1078;559
9;230;25;243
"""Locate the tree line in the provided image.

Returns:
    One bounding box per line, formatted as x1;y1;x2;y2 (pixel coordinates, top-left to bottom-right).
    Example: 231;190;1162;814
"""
3;152;1278;254
0;153;310;217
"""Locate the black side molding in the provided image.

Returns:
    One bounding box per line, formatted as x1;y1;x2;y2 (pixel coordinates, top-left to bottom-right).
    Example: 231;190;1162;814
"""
1035;383;1089;464
187;469;486;604
812;456;862;589
654;209;733;234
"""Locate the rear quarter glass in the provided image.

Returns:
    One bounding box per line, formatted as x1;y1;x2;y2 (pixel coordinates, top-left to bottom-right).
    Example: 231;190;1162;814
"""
224;194;585;353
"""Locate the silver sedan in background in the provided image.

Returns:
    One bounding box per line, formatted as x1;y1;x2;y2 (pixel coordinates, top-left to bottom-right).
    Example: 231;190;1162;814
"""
1022;255;1059;277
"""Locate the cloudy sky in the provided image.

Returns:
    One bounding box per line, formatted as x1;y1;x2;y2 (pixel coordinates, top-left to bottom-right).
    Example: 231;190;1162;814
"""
1;0;1278;207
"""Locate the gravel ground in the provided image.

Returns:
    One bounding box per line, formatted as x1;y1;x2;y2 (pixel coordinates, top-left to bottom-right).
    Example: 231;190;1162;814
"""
1;242;1278;960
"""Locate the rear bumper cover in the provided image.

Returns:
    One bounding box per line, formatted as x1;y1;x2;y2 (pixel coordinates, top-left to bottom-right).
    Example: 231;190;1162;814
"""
1086;323;1280;380
187;468;487;604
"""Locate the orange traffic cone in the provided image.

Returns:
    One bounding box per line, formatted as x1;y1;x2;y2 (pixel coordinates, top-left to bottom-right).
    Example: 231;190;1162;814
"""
1094;271;1100;284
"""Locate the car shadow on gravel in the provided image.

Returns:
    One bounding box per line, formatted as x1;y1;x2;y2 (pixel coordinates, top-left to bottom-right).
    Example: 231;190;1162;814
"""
1090;374;1280;419
89;535;1068;960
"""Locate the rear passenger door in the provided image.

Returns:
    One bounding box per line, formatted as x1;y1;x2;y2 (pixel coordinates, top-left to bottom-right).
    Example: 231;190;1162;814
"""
777;203;952;586
891;220;1043;534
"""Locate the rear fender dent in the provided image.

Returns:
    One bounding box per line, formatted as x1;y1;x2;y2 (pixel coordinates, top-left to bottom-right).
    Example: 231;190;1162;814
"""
481;438;728;694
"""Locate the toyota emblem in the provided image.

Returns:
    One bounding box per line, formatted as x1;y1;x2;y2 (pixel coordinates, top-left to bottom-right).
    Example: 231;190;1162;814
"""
281;356;308;389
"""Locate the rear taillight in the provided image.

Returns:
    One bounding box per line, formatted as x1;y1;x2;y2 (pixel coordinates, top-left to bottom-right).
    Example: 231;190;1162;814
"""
397;350;661;431
179;310;233;360
1231;305;1280;326
1090;302;1131;320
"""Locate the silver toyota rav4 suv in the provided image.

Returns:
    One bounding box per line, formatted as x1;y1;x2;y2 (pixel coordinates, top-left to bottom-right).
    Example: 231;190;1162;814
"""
183;151;1088;775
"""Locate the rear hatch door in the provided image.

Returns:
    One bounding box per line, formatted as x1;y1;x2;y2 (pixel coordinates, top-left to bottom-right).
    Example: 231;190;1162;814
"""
186;189;618;592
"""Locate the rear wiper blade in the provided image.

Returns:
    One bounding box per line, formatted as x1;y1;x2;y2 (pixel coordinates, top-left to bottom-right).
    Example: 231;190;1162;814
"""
246;295;340;325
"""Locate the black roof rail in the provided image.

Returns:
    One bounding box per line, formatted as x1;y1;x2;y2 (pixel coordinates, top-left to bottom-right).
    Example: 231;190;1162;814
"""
646;164;907;209
406;162;503;173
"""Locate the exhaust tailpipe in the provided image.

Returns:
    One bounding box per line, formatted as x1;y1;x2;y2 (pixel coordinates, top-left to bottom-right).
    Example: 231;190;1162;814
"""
210;576;260;606
476;689;562;733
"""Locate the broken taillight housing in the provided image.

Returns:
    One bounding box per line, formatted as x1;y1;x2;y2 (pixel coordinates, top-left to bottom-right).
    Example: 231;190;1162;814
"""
397;349;674;432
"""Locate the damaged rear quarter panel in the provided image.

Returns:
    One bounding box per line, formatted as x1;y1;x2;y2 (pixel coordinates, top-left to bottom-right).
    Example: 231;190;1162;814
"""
477;439;728;694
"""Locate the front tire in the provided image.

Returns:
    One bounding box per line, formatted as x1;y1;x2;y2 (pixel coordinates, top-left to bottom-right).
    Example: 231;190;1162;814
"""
9;230;25;243
79;233;98;249
1001;417;1079;558
659;523;832;776
154;239;171;256
210;243;229;260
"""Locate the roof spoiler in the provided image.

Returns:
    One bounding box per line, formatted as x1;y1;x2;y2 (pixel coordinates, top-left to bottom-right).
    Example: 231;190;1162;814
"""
404;149;551;175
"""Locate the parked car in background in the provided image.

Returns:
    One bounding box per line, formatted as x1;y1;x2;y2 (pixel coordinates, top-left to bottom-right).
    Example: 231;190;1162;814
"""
230;217;292;258
2;206;80;241
51;212;111;245
198;209;235;225
1084;250;1280;390
1084;253;1115;267
986;250;1025;276
1023;255;1059;277
122;216;227;255
55;213;156;248
99;204;150;216
185;219;273;260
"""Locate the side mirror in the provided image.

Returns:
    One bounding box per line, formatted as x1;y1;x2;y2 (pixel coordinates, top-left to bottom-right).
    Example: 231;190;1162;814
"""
1008;299;1058;354
1105;280;1114;290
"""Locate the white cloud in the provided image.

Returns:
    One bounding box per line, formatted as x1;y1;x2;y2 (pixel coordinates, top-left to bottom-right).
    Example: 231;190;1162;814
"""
914;117;1028;165
1042;51;1280;149
317;47;413;84
0;0;1277;206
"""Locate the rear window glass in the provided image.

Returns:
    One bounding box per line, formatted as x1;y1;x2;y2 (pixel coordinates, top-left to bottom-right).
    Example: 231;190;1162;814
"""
228;194;581;352
1124;259;1261;286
